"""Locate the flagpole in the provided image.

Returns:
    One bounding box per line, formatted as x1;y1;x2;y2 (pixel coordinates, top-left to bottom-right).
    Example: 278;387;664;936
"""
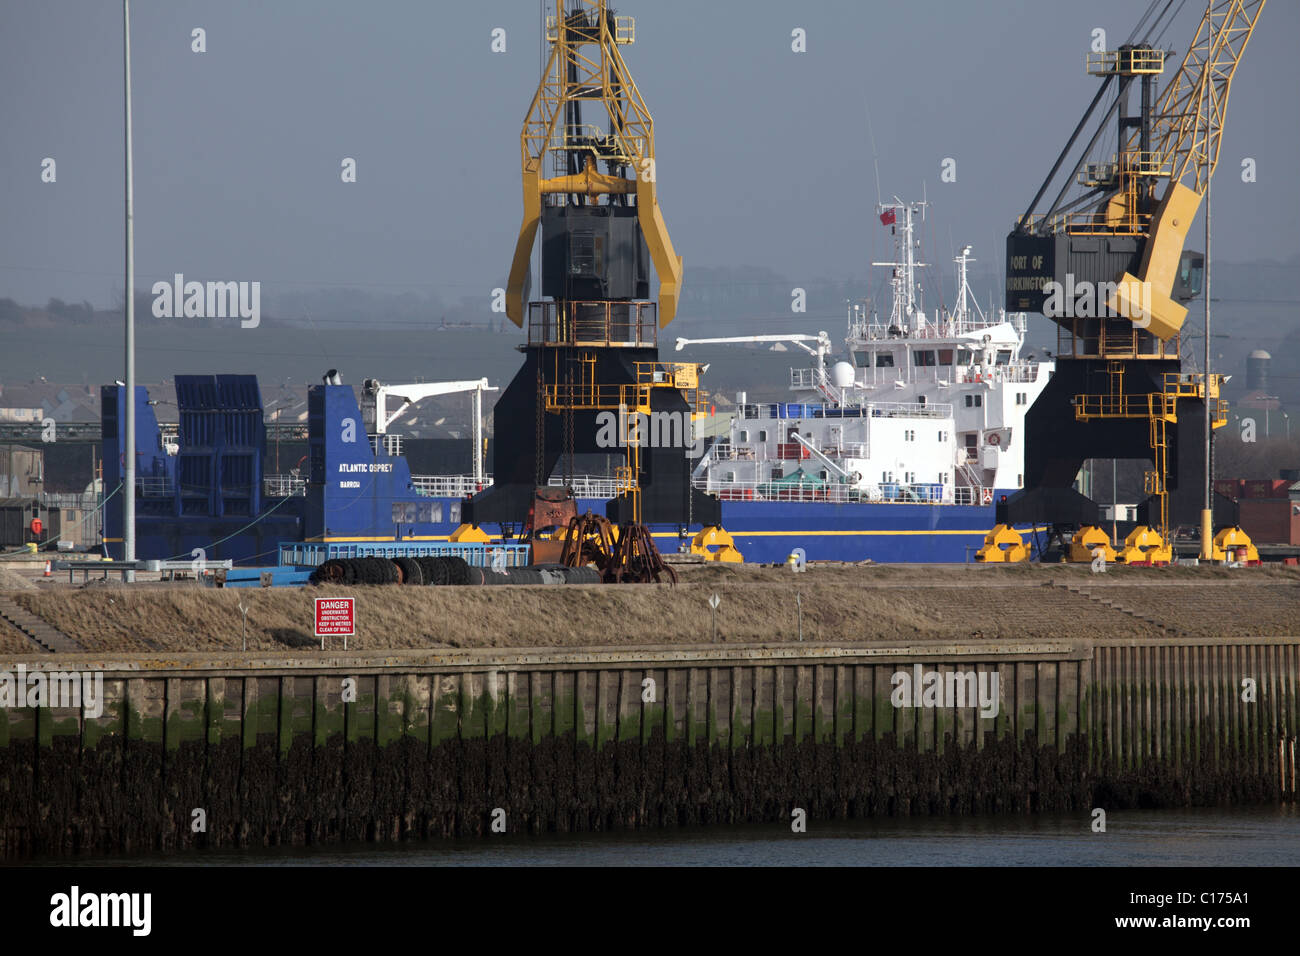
123;0;136;581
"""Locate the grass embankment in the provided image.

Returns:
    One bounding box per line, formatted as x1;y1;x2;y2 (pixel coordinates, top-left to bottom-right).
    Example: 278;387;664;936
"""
1;562;1296;653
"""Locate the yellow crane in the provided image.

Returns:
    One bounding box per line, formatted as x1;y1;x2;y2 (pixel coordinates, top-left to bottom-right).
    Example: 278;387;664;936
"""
505;0;682;328
1002;0;1264;565
1105;0;1265;340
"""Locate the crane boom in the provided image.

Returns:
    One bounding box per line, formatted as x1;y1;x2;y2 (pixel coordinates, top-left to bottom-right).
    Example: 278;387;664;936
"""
1110;0;1265;339
1153;0;1265;193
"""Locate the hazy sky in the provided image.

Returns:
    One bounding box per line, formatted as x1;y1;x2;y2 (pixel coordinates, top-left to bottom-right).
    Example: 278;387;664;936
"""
3;0;1297;310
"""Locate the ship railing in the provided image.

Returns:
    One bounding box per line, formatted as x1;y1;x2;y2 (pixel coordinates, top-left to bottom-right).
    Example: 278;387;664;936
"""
846;312;1027;343
708;442;769;462
693;477;959;505
736;401;952;421
956;364;1042;385
410;475;494;497
264;474;308;497
789;368;825;389
546;475;620;499
136;476;174;497
953;486;981;506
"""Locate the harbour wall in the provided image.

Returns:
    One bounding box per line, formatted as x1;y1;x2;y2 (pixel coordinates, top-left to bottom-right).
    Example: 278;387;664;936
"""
1;638;1296;857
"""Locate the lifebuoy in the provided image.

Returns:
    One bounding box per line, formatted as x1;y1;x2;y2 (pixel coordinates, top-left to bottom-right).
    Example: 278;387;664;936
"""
987;432;1001;446
981;488;993;506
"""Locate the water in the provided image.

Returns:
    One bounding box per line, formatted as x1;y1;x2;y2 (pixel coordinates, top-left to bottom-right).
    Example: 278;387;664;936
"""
35;804;1300;866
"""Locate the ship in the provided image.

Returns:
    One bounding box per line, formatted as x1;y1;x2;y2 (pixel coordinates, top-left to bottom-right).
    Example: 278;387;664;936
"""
670;198;1055;563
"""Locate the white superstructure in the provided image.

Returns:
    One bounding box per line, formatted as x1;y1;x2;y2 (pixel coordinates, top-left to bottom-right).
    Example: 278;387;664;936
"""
681;198;1054;506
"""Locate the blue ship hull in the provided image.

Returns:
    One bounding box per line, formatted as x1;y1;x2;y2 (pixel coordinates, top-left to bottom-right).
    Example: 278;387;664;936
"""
103;378;1025;566
307;494;1015;565
700;497;1013;563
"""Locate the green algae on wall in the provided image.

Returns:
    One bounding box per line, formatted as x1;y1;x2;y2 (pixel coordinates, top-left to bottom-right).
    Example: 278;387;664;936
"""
0;638;1296;857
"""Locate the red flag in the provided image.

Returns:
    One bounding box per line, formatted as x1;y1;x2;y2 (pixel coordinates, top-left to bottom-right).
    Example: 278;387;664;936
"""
879;209;896;226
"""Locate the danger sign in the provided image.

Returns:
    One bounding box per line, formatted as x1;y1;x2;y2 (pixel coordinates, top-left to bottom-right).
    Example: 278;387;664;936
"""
314;597;355;637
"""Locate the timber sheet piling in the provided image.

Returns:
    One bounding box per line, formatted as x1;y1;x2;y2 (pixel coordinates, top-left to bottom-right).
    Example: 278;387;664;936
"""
0;638;1296;857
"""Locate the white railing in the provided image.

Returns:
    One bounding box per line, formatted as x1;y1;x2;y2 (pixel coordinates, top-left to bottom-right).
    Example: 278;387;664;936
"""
136;477;173;496
410;475;494;497
956;364;1042;385
736;400;952;421
848;312;1027;342
694;477;966;506
707;442;760;462
264;474;308;497
790;368;827;389
547;475;621;499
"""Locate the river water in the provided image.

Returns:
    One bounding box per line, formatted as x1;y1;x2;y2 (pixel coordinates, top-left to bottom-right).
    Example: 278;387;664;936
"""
38;804;1300;866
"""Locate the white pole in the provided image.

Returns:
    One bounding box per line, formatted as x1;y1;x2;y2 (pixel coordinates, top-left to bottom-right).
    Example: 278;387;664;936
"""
472;385;484;483
123;0;136;582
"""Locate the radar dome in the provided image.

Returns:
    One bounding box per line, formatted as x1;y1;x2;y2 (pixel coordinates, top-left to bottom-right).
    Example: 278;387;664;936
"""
831;362;855;388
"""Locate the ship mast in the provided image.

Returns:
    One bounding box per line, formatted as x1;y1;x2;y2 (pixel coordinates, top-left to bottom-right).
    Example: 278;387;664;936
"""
872;198;927;335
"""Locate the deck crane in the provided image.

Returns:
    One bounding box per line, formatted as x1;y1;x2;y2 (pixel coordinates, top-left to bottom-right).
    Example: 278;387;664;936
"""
674;332;838;400
1001;0;1264;563
361;378;497;484
464;0;721;537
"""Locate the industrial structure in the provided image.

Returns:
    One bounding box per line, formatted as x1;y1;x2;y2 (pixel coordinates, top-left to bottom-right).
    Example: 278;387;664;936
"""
464;0;719;531
1002;0;1265;562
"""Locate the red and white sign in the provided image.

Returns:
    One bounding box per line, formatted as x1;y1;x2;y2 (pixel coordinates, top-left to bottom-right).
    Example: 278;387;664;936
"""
314;597;355;637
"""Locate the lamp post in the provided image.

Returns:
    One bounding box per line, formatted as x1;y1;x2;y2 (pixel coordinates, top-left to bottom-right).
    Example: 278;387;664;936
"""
122;0;136;582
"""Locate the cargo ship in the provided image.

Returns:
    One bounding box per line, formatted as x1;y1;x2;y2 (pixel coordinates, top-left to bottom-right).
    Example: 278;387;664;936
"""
672;199;1054;562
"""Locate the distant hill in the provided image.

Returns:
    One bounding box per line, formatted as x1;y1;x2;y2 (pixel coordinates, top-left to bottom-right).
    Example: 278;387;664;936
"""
3;254;1296;408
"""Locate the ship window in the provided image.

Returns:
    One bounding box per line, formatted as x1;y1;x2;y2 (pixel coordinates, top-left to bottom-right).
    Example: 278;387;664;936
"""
904;472;915;483
938;349;954;365
965;394;983;408
1015;392;1028;405
758;430;768;442
739;430;749;441
996;350;1012;365
938;431;947;442
913;350;938;367
875;352;894;368
904;430;915;441
853;351;871;368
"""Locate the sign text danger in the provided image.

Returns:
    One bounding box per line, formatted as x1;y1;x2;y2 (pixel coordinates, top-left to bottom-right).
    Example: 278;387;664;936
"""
314;597;355;637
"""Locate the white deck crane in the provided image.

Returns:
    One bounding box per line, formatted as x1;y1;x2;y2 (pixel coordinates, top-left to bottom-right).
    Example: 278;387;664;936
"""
675;332;836;401
362;378;498;483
